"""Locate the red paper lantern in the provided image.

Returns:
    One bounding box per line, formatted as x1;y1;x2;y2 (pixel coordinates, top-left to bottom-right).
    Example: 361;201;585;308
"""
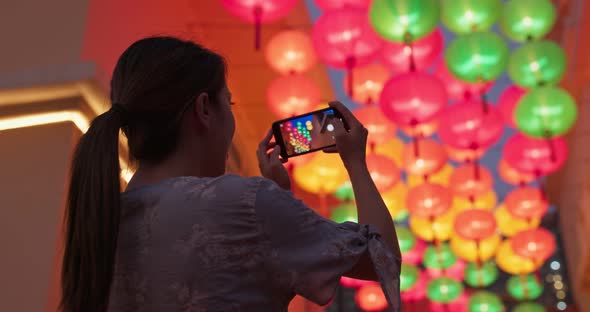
498;85;526;128
266;74;320;118
503;133;568;176
454;209;497;241
221;0;299;49
314;0;370;10
438;100;504;150
355;106;397;144
511;228;556;262
498;159;536;185
381;29;443;73
402;138;447;176
379;72;447;126
311;8;382;69
355;283;388;311
449;164;493;199
344;63;391;105
435;63;492;101
407;183;452;219
505;187;549;220
265;30;317;75
366;154;400;192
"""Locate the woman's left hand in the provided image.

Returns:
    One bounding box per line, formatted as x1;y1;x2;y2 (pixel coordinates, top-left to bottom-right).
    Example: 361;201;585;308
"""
257;129;291;191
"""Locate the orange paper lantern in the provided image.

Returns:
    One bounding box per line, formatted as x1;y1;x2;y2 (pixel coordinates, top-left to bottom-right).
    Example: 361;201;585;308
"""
505;187;549;220
292;153;348;194
266;74;320;119
511;228;556;263
355;106;397;145
454;209;497;241
366;154;400;192
449;164;493;199
408;164;453;188
372;137;404;165
400;120;439;137
402;138;447;176
498;159;536;185
344;63;391;105
355;283;388;311
265;30;317;75
407;183;452;219
446;146;486;162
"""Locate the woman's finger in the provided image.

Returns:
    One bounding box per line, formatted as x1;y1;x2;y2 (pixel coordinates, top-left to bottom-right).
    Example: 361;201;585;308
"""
329;101;362;129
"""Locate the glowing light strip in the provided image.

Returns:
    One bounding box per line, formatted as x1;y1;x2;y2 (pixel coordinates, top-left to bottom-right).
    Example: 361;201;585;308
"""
0;111;133;182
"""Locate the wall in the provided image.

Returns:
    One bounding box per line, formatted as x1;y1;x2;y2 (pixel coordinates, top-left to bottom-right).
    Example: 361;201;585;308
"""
0;123;78;311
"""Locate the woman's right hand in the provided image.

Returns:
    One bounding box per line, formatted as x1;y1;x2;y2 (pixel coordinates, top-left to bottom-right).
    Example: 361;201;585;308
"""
324;101;368;171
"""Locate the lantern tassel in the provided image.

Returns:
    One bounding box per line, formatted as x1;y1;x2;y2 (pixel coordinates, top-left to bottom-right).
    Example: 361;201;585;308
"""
253;6;262;51
346;57;356;97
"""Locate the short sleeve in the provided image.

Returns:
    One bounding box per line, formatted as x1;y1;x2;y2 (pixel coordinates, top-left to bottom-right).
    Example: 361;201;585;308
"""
253;178;401;311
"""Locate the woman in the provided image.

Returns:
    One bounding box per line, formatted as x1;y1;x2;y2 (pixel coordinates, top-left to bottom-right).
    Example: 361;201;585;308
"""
61;37;401;312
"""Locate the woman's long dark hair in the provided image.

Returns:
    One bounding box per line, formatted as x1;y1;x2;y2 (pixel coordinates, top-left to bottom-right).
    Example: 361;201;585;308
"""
61;37;227;312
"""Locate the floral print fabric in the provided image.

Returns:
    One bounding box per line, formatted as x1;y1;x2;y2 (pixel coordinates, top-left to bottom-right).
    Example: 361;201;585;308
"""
108;175;401;312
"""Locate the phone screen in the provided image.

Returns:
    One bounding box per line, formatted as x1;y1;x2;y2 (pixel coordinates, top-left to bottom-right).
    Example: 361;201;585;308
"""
273;108;340;158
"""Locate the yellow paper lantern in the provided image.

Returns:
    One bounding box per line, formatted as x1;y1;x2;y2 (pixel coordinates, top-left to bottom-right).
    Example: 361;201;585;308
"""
495;205;540;237
382;182;407;218
410;209;456;242
453;191;497;212
372;137;404;165
495;239;538;275
407;164;453;188
450;234;501;262
293;152;348;194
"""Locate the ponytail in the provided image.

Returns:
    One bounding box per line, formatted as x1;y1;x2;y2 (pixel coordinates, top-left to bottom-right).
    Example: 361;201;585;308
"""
61;108;125;312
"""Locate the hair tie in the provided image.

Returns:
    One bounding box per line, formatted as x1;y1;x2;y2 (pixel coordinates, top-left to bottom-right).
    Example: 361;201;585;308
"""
110;103;129;126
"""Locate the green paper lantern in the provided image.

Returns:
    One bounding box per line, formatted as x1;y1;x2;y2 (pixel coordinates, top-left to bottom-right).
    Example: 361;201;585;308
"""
515;87;577;138
513;302;546;312
400;263;420;291
507;274;544;300
508;40;566;88
334;181;354;201
394;209;409;222
330;203;357;223
464;261;499;288
424;243;457;270
469;291;504;312
441;0;501;34
500;0;556;42
369;0;440;43
427;277;463;303
445;31;509;82
397;226;417;253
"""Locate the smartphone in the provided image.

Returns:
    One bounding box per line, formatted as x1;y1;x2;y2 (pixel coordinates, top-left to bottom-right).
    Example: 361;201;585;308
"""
272;107;346;160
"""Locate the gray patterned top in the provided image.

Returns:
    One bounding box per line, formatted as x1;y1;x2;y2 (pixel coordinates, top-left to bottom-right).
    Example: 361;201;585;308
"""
108;175;401;312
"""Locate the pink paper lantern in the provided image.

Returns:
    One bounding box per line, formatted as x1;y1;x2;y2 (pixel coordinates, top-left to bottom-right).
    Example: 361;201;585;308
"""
311;8;382;70
379;72;447;126
438;100;504;150
503;133;568;176
498;85;527;128
221;0;299;49
381;29;443;73
314;0;370;10
403;239;427;265
435;63;492;101
401;270;428;301
426;259;466;281
340;276;373;288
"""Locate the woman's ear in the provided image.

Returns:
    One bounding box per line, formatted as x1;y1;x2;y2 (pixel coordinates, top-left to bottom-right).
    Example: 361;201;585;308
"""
193;92;211;130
